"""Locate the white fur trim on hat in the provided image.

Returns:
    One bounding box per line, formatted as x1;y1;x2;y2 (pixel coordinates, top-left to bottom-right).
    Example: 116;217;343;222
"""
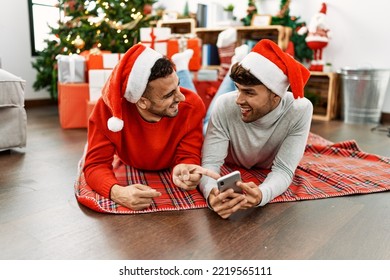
107;116;124;132
124;47;163;103
239;52;289;97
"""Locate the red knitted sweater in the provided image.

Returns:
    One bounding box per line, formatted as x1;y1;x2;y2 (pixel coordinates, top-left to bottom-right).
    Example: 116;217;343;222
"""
83;87;205;198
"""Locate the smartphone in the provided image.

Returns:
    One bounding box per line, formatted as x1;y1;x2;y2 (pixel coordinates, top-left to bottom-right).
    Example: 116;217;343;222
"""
217;171;242;193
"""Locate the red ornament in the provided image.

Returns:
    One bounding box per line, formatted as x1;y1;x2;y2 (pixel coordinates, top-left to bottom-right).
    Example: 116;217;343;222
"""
143;4;153;15
65;0;76;12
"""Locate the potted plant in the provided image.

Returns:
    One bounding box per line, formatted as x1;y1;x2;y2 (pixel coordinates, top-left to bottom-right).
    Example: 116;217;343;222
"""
224;4;234;20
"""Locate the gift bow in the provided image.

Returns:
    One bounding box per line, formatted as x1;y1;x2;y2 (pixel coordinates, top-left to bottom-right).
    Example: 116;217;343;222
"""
170;33;197;52
141;27;169;50
56;54;85;82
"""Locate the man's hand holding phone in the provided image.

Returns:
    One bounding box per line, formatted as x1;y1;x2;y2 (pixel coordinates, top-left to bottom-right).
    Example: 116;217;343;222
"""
209;171;263;218
236;181;262;209
209;171;245;219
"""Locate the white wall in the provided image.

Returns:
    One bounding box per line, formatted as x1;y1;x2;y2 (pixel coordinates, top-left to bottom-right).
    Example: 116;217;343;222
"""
1;0;390;111
0;0;48;100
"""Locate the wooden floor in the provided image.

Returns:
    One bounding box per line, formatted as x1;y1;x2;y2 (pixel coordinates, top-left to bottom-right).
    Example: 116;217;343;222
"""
1;105;390;260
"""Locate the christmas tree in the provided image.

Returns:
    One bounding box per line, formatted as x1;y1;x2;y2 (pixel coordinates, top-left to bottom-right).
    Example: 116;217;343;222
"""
271;0;312;63
32;0;157;99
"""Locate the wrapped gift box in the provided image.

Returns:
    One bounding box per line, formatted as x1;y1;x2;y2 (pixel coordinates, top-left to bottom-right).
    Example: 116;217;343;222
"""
102;53;121;69
58;83;89;129
140;27;171;55
80;50;112;70
88;69;112;101
167;36;202;71
56;54;86;83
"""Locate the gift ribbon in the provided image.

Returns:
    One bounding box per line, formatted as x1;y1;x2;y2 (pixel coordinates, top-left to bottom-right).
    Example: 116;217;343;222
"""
56;54;85;83
150;28;156;50
141;27;169;50
69;55;76;82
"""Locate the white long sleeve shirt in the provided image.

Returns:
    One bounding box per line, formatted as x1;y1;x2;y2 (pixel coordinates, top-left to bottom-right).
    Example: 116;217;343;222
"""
200;90;313;206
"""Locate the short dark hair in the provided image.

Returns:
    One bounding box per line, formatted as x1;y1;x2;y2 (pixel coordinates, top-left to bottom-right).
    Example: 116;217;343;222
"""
143;57;175;98
229;62;263;86
148;57;175;83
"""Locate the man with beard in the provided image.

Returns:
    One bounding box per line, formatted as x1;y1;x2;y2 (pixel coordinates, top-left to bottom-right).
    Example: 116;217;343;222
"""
199;39;313;219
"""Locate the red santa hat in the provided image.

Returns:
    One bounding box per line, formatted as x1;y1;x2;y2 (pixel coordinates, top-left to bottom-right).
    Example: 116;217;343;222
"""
239;39;310;99
101;43;162;132
320;2;327;14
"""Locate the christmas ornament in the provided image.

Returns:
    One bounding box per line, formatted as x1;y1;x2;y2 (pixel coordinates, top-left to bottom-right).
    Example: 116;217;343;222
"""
73;36;85;49
143;4;153;15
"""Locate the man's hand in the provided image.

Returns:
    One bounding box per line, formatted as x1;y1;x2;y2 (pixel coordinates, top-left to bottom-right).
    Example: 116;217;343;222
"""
236;181;262;209
110;184;161;210
172;164;220;190
208;188;247;219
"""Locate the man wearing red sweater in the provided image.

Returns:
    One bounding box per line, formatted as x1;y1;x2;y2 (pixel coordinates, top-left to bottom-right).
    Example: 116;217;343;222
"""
83;44;216;210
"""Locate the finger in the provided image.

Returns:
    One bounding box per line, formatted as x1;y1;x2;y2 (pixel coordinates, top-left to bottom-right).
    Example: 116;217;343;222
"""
131;202;153;211
218;198;245;218
174;178;197;190
183;173;202;183
145;190;162;198
135;185;162;198
181;168;190;181
134;184;154;191
239;203;252;210
211;187;220;196
237;181;257;195
215;192;244;210
173;176;189;189
218;188;236;200
192;166;220;180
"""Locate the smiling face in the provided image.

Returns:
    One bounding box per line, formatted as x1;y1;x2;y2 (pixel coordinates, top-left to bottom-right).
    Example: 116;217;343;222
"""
136;72;185;122
235;83;281;123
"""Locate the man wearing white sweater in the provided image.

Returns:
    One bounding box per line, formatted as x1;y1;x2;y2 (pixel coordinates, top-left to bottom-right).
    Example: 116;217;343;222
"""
199;39;313;219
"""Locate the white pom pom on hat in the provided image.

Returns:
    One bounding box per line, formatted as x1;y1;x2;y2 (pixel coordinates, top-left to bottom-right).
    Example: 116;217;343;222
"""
107;117;124;132
101;43;163;132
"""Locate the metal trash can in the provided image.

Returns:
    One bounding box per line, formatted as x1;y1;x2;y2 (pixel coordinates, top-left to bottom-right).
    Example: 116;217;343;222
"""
338;68;390;124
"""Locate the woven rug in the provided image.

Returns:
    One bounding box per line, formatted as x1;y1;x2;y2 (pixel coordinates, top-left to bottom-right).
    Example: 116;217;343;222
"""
74;133;390;214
